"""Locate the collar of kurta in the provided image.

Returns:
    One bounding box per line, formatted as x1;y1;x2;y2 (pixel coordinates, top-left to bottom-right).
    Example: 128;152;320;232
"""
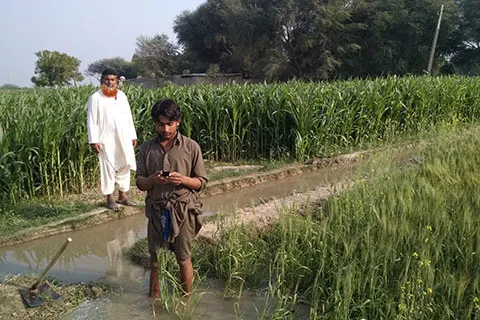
156;132;182;146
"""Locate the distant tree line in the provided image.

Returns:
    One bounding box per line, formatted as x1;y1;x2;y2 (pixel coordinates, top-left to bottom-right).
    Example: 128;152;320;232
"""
0;84;22;90
29;0;480;87
172;0;479;80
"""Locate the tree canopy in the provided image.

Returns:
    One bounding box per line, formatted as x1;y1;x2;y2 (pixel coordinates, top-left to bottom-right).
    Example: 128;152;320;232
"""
173;0;472;80
450;0;480;74
31;50;84;87
132;34;179;81
86;57;138;79
76;0;479;81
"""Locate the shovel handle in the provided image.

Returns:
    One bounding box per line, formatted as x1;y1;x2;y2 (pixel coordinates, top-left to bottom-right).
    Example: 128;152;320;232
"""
30;237;72;290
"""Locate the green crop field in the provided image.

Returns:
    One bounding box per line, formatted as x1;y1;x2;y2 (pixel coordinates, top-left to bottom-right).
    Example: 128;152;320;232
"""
1;76;479;204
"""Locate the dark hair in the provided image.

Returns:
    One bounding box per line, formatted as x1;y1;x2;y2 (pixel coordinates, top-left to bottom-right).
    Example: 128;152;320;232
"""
151;99;182;121
101;68;118;77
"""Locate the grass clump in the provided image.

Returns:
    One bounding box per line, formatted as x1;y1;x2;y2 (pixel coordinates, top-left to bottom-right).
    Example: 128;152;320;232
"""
188;128;480;319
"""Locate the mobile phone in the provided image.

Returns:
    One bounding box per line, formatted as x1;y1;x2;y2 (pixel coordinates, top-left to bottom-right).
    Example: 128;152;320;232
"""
161;171;170;177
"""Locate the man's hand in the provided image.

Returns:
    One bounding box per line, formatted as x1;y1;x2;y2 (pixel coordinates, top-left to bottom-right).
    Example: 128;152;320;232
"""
91;143;101;154
165;172;201;190
165;172;184;186
148;171;184;186
151;171;169;185
137;171;168;191
139;171;201;191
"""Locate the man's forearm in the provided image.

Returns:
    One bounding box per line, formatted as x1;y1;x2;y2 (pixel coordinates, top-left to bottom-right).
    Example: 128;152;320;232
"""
136;176;154;191
181;177;202;191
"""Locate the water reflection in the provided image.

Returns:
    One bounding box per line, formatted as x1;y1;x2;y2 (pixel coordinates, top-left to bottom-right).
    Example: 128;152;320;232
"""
0;215;147;283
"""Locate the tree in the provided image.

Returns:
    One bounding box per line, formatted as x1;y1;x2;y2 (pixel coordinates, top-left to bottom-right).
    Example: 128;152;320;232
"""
174;1;277;77
337;0;459;77
31;50;84;87
86;57;138;79
132;34;179;80
174;5;229;71
266;0;359;80
171;49;210;74
450;0;480;75
174;0;359;80
174;0;465;80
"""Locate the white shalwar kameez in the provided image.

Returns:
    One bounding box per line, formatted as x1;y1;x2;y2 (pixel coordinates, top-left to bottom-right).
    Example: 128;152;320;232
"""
87;90;137;195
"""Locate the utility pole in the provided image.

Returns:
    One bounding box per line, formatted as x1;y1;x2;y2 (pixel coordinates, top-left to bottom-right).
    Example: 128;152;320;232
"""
427;4;444;75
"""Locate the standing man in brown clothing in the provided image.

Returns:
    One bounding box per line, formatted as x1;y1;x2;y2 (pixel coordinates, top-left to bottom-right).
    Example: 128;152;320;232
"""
136;99;208;299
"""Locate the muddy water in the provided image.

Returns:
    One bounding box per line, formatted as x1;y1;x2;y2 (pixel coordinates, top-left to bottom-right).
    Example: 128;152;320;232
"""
0;165;354;319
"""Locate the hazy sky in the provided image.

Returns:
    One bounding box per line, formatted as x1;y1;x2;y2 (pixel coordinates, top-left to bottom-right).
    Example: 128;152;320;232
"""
0;0;205;87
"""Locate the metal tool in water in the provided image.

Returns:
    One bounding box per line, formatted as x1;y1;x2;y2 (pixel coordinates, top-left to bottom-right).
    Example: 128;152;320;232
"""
18;237;72;308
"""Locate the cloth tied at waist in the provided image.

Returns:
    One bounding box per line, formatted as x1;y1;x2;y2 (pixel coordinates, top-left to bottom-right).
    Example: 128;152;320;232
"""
147;191;203;243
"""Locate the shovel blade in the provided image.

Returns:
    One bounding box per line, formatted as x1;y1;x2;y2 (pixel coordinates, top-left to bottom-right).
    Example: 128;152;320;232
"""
19;282;61;308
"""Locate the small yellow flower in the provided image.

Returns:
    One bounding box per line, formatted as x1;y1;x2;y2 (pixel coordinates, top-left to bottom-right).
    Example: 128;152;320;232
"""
412;252;419;258
420;259;431;267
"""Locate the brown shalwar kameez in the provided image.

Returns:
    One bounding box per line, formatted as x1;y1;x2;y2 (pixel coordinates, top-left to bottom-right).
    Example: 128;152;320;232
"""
136;133;207;262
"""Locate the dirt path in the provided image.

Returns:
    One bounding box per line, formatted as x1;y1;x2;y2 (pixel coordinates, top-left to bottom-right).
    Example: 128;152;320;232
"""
199;152;363;239
199;181;353;241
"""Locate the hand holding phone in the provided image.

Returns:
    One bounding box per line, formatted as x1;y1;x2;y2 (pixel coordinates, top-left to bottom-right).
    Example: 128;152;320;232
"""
161;171;170;177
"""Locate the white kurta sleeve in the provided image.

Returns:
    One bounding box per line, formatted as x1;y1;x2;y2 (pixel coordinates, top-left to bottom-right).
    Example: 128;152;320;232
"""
87;95;99;143
126;99;137;140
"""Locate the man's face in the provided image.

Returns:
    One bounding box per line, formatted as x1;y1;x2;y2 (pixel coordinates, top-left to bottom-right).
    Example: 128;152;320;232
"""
102;75;118;88
154;116;180;141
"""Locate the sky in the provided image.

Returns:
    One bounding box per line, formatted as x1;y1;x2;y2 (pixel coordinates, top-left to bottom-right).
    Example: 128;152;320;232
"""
0;0;206;87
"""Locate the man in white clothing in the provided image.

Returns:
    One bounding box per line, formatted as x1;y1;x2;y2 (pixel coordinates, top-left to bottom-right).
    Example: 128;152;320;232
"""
87;69;137;211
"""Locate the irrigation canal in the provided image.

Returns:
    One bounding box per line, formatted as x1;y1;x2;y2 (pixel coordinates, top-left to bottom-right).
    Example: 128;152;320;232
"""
0;164;355;319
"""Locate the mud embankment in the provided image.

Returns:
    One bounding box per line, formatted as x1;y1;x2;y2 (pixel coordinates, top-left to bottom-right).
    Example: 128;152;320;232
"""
0;152;365;248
